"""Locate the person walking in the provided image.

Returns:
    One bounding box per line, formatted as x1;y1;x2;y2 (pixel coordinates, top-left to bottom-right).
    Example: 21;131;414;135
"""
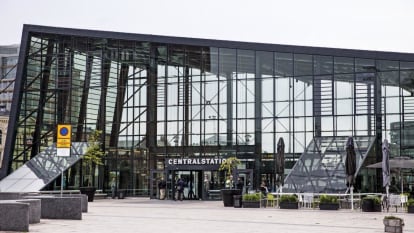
175;177;184;201
158;177;167;200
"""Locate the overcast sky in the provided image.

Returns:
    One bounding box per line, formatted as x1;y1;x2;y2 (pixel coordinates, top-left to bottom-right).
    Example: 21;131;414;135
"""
1;0;413;53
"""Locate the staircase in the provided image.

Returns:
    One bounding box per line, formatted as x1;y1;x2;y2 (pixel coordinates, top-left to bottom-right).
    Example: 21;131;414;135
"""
0;142;88;192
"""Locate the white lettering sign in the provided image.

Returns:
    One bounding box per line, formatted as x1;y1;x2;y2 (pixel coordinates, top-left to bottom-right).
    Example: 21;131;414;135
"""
167;158;226;166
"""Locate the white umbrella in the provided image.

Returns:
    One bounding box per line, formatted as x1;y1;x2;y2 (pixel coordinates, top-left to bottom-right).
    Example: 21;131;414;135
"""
367;156;414;193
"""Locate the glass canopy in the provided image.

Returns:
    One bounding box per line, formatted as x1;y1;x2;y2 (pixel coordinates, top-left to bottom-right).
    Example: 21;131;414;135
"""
283;136;375;193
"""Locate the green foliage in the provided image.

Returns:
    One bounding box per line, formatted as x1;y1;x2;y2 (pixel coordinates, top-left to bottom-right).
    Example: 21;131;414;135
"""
384;215;403;221
242;193;262;201
407;198;414;207
83;130;104;183
280;194;298;203
319;194;338;204
362;195;381;205
219;156;240;178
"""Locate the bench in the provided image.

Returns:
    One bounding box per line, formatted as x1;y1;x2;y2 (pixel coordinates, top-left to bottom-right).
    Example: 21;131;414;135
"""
207;190;222;200
0;192;26;200
94;189;108;199
0;201;30;231
16;199;42;223
0;198;41;224
25;196;82;220
40;190;81;195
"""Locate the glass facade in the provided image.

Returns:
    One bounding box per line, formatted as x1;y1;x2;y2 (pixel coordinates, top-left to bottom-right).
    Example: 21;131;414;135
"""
2;25;414;197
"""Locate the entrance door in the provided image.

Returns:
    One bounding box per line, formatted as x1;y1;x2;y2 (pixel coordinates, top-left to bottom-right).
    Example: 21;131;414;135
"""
174;170;201;200
235;169;254;194
150;170;166;199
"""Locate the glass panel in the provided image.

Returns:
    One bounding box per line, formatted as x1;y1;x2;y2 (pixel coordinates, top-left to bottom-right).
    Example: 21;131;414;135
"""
334;57;354;74
294;54;312;76
275;52;293;77
355;58;375;72
314;55;333;75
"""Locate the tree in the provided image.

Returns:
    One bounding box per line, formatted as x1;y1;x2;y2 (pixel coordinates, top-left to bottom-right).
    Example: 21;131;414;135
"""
219;156;240;188
82;130;104;186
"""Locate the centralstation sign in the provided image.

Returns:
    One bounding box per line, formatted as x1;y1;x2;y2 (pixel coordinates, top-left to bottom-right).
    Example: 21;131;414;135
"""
165;157;226;170
56;124;71;157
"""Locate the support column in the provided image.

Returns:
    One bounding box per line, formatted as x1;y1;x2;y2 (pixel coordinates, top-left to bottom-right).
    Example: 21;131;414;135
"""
31;41;54;159
76;54;93;141
313;78;322;137
226;72;233;147
254;57;262;189
110;64;129;146
374;70;382;192
183;66;190;148
146;46;158;169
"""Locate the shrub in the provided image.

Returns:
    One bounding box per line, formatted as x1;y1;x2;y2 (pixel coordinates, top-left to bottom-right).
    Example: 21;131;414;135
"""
280;194;298;203
384;215;403;220
362;195;381;205
319;194;338;204
407;198;414;207
242;193;261;201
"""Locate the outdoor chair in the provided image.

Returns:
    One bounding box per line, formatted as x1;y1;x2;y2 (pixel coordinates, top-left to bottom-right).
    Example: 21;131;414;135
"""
266;193;276;207
389;194;401;212
302;193;314;208
401;194;408;210
296;193;304;207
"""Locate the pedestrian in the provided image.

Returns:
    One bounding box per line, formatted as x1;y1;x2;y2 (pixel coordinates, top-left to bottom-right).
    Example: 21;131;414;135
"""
260;181;268;196
110;178;116;199
225;175;234;189
158;177;167;200
175;177;184;201
236;177;244;193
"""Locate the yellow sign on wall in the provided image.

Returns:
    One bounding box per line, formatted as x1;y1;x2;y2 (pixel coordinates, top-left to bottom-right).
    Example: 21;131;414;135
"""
57;124;71;148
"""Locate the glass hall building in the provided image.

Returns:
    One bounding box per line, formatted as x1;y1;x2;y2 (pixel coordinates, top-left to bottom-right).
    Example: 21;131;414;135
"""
1;24;414;198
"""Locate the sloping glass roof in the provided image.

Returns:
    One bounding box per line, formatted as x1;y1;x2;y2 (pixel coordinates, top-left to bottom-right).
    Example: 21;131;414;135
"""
283;136;375;193
0;142;87;192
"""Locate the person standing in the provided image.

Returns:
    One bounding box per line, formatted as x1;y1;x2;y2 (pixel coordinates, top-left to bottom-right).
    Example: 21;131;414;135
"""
158;177;167;200
236;177;244;194
204;174;210;199
110;178;116;199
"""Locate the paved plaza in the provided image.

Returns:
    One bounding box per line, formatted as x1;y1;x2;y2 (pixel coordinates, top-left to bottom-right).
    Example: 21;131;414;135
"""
19;198;414;233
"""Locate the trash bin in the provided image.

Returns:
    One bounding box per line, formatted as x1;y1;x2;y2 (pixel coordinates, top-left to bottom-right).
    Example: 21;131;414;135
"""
118;190;126;199
233;195;242;208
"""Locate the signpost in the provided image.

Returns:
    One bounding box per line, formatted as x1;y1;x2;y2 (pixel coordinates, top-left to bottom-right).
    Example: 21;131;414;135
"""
57;124;71;196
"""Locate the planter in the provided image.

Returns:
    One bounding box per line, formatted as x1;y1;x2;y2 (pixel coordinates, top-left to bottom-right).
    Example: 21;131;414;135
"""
79;187;96;202
118;189;126;199
361;199;381;212
233;195;242;208
242;200;260;208
408;206;414;213
279;202;299;209
319;203;339;210
221;189;241;207
383;219;404;233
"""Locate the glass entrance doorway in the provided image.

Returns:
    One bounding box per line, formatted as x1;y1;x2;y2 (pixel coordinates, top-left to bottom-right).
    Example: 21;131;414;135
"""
150;170;166;199
173;170;202;200
235;169;254;194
